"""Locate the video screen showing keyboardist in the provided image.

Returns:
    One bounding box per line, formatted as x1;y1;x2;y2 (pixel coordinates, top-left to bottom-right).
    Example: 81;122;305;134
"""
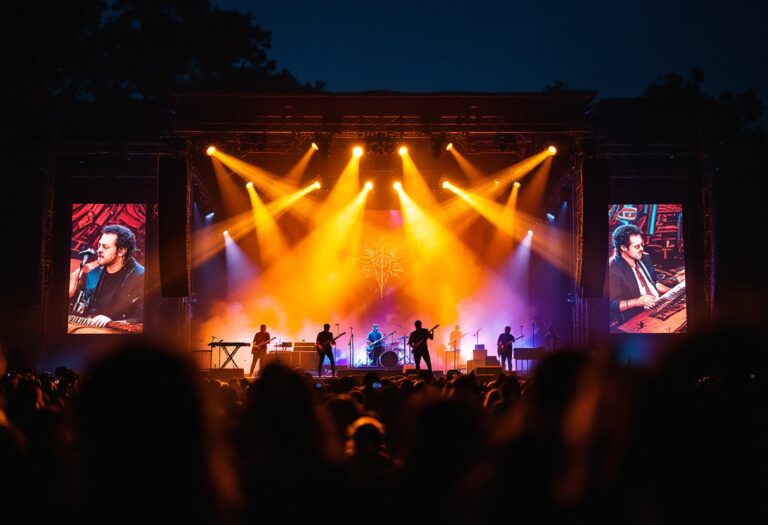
67;204;146;335
608;204;687;334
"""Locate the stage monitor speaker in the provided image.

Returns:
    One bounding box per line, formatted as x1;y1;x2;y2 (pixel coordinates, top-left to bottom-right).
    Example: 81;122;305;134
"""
294;351;318;371
158;157;189;297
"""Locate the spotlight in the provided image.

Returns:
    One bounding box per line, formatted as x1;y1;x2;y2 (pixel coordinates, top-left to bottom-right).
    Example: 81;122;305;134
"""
311;142;319;151
206;146;216;156
223;229;229;236
364;181;374;190
205;212;215;221
548;145;557;155
246;182;254;189
393;181;402;191
398;146;408;156
353;146;363;157
513;181;521;188
442;180;450;189
546;213;555;223
528;230;533;235
312;181;322;190
494;180;500;185
446;142;454;151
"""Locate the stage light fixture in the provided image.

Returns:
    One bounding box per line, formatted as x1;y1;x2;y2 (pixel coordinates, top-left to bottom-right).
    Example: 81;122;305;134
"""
528;230;533;235
311;142;319;151
546;213;555;223
513;181;521;188
313;132;332;158
548;145;558;155
494;180;500;185
205;212;215;221
353;146;363;157
430;133;448;158
393;181;402;191
223;229;229;236
446;142;453;151
206;146;216;156
398;146;408;156
364;181;374;190
382;135;396;155
312;181;322;190
246;181;254;189
442;180;450;189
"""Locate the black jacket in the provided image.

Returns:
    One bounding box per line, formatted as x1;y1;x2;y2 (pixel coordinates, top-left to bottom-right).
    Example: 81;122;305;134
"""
80;260;145;324
608;253;658;325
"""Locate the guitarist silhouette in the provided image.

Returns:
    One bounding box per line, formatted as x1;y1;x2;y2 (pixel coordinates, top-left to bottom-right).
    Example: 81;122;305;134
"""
408;320;438;374
250;324;275;377
316;323;346;377
497;326;521;372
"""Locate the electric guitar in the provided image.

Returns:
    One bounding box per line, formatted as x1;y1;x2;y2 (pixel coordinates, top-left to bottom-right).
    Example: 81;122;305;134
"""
409;325;439;354
497;334;522;353
252;336;276;352
448;332;468;350
316;331;347;354
366;330;396;351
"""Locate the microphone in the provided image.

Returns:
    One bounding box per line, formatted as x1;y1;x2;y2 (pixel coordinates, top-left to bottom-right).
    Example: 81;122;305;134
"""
79;248;96;268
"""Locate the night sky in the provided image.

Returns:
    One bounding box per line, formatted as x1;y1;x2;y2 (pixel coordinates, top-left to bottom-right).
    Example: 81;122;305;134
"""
215;0;767;102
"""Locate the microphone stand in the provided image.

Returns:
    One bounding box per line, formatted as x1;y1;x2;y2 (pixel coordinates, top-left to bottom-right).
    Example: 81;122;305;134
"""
335;323;340;364
73;250;94;315
348;327;355;369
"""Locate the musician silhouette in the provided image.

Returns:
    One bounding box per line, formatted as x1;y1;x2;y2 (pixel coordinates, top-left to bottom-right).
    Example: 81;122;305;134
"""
250;324;271;377
316;323;336;377
408;320;435;374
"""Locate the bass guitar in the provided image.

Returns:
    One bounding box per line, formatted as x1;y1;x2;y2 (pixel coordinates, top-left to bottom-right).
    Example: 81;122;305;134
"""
497;334;522;354
316;331;347;355
252;336;276;352
408;325;439;355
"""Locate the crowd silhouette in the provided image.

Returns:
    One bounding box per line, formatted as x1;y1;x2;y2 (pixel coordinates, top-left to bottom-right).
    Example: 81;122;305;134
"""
1;326;765;523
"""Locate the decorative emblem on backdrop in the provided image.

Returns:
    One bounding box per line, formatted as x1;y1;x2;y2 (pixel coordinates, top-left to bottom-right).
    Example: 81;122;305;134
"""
359;242;405;297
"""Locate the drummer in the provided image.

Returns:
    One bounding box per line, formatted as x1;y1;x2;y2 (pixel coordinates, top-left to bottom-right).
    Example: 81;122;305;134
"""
366;323;386;366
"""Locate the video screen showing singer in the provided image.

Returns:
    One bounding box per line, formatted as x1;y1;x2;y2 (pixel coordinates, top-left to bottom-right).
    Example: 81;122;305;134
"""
68;224;145;333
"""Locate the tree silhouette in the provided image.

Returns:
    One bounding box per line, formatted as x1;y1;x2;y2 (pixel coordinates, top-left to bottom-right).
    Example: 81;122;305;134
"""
1;0;323;107
644;68;763;133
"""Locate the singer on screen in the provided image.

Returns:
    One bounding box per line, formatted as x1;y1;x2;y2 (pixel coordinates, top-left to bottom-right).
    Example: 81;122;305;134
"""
68;224;145;327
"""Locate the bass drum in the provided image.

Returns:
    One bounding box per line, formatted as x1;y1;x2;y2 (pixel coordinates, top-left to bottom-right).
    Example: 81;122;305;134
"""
379;350;400;368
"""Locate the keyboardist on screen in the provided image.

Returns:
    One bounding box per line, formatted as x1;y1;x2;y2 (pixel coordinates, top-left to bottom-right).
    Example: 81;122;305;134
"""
609;224;685;326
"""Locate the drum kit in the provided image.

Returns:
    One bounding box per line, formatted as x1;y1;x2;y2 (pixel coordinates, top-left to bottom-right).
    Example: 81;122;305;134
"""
361;335;411;368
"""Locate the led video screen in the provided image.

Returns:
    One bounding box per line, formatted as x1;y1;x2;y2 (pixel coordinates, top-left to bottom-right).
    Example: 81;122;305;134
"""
608;204;687;334
68;204;146;334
